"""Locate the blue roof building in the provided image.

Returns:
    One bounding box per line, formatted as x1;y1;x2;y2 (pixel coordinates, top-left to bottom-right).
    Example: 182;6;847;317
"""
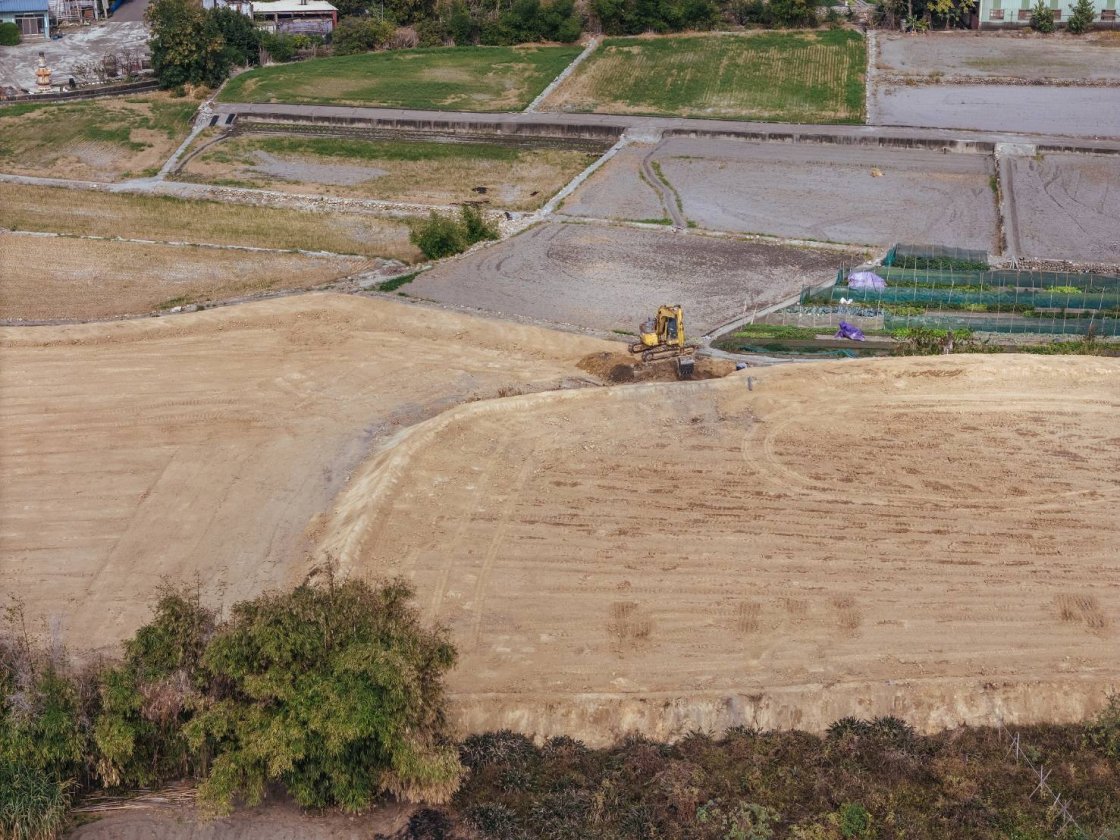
0;0;51;37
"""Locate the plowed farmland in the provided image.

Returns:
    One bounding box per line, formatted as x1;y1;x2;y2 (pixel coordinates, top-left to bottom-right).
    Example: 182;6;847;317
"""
2;296;1117;742
318;354;1120;742
0;294;610;653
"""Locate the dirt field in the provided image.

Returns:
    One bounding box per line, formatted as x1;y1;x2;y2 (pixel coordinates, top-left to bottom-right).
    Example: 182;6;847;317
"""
0;93;197;182
1004;153;1120;262
0;294;611;654
177;132;597;211
0;183;419;260
406;222;849;334
877;32;1120;81
542;31;865;123
316;354;1120;742
871;84;1120;137
0;233;369;320
558;143;669;222
564;137;998;250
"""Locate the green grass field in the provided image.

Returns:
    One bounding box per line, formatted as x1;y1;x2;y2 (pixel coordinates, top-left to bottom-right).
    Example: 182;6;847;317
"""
543;30;866;123
219;45;583;111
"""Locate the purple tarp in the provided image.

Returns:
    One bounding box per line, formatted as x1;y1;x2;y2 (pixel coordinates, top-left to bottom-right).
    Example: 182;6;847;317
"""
835;321;866;341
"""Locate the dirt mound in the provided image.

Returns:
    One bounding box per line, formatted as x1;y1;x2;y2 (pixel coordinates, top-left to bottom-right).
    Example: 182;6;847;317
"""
317;354;1120;744
578;350;735;382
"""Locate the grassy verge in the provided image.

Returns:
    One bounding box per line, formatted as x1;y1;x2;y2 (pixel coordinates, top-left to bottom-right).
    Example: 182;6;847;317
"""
541;30;866;123
0;93;198;181
0;183;419;261
178;133;597;211
219;45;582;110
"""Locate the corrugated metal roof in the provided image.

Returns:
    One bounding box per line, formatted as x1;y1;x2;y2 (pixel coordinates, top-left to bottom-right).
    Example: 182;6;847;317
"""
252;0;336;13
0;0;50;12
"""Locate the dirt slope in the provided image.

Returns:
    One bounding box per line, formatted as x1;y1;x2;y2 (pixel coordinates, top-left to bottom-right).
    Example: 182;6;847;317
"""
0;294;611;653
317;354;1120;742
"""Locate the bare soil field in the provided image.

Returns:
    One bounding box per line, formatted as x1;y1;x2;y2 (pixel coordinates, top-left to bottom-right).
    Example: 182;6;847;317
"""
0;93;197;182
0;294;611;654
558;143;669;222
870;84;1120;137
177;132;597;211
877;32;1120;81
1004;153;1120;262
406;222;849;334
0;183;419;260
565;137;998;250
317;354;1120;743
0;233;368;321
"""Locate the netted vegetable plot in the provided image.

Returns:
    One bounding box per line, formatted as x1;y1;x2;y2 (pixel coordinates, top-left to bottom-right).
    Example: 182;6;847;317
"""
798;251;1120;338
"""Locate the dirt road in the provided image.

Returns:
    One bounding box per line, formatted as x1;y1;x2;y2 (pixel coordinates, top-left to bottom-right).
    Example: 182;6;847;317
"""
317;354;1120;742
0;294;610;653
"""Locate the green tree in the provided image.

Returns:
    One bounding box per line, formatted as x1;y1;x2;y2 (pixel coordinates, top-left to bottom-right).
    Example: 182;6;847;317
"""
1066;0;1096;31
184;578;463;813
1029;0;1055;30
147;0;230;87
209;6;262;67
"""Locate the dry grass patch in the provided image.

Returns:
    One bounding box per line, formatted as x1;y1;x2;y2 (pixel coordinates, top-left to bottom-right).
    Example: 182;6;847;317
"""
0;233;368;320
0;93;198;181
178;133;598;211
0;182;420;260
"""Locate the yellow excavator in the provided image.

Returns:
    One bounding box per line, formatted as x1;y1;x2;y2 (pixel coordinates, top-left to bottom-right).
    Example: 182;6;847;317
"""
629;304;697;365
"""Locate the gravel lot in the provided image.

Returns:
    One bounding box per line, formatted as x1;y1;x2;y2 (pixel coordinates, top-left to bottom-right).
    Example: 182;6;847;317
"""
0;22;148;90
1005;153;1120;262
407;222;848;334
871;84;1120;137
565;137;998;250
877;32;1120;81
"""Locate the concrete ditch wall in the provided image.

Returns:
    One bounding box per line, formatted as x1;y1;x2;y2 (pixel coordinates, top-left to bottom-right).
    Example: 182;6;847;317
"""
237;113;626;145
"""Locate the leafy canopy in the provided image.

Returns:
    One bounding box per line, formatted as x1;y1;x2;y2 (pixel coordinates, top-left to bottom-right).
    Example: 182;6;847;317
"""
185;578;463;813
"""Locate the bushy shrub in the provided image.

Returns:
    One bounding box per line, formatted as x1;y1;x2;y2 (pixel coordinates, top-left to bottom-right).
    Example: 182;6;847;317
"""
0;616;88;840
260;32;298;62
93;586;215;788
333;16;396;54
1066;0;1096;32
592;0;720;34
769;0;817;27
410;206;499;261
185;578;463;813
0;21;20;46
1030;0;1055;31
